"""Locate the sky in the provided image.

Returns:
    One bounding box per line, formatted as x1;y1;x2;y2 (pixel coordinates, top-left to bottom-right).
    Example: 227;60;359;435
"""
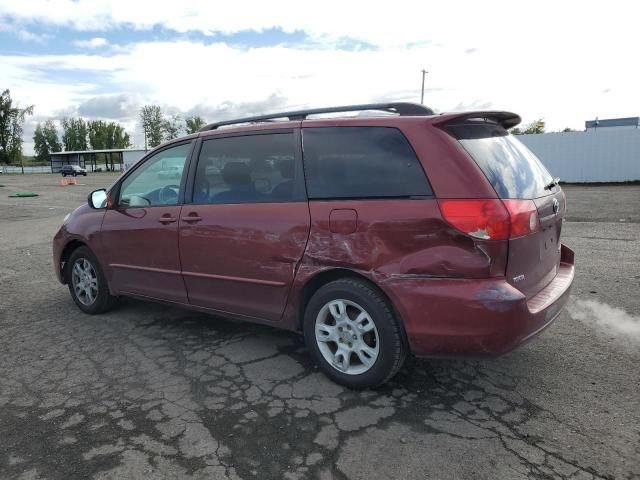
0;0;638;154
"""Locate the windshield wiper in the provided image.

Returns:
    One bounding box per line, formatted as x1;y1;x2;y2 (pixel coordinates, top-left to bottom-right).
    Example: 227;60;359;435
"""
544;177;560;190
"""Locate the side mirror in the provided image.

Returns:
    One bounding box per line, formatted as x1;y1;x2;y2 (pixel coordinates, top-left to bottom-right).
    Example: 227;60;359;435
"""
88;189;109;209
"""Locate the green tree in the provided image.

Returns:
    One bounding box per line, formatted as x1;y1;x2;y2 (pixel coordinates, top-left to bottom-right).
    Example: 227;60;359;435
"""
524;119;545;134
87;120;131;171
510;119;545;135
88;120;131;150
8;107;34;165
0;89;34;164
61;117;89;151
109;123;131;149
163;114;183;141
33;120;61;162
43;120;62;152
140;105;164;149
185;115;206;134
33;124;47;162
88;120;106;150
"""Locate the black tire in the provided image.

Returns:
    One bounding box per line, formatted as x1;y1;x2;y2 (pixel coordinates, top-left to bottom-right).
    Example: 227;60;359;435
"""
66;246;117;314
303;278;406;389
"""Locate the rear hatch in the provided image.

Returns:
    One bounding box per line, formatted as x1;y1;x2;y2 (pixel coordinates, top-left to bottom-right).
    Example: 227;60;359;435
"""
447;120;565;298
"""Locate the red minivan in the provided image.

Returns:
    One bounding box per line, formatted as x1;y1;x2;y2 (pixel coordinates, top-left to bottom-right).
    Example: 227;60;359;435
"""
53;103;574;388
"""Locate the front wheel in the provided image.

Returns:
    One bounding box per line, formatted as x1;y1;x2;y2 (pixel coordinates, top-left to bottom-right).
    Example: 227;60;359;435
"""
66;246;116;314
304;278;406;389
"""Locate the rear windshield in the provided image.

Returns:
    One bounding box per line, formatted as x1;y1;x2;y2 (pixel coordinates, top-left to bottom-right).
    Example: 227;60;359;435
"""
447;123;555;199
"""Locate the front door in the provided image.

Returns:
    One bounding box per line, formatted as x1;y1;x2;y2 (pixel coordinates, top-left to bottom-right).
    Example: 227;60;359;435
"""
100;142;192;303
179;131;310;321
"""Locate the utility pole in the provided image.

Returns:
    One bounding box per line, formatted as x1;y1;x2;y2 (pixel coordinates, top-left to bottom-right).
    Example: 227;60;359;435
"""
420;69;428;104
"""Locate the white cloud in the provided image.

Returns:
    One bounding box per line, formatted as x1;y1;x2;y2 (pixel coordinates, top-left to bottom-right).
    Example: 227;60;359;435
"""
16;29;50;43
0;0;637;49
1;0;639;154
73;37;108;49
0;20;50;43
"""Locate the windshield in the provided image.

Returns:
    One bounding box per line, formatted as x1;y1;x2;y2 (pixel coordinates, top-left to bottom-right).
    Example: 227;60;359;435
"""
447;123;555;199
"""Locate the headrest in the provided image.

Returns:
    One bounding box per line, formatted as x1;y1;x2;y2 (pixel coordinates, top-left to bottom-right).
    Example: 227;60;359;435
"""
222;162;251;185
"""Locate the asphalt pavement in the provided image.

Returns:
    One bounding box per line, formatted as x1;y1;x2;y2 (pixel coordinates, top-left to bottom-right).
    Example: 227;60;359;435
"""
0;174;638;480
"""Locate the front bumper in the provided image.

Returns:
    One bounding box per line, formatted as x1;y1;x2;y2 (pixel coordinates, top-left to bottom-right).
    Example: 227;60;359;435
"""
381;244;575;357
53;227;66;284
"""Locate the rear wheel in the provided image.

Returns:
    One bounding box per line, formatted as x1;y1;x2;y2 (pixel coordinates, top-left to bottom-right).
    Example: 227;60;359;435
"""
66;246;116;314
304;278;406;389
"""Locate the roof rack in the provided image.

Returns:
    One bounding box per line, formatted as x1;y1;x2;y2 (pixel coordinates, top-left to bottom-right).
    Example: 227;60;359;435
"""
198;102;434;132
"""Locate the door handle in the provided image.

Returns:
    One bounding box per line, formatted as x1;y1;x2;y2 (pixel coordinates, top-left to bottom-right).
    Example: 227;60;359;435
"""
181;215;202;223
158;215;177;224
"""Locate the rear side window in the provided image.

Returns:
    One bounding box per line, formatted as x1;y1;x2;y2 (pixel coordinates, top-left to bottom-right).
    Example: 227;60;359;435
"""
303;127;432;199
193;132;303;204
447;123;554;199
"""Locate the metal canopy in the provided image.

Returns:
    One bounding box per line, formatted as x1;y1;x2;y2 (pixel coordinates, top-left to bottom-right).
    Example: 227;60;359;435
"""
198;102;435;132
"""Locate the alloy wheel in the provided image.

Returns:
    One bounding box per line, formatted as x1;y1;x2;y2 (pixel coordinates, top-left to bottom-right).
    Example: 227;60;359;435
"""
71;258;98;306
315;299;380;375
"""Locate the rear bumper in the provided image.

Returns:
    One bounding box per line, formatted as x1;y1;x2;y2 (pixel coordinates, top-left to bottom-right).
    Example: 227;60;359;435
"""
381;244;575;357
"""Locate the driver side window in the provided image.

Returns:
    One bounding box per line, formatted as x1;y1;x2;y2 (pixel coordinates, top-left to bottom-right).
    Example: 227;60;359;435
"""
119;143;191;207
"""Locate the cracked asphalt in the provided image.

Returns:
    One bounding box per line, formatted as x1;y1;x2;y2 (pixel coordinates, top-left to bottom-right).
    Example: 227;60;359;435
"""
0;174;638;480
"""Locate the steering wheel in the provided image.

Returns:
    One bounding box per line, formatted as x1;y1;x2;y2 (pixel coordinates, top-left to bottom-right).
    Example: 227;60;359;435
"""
159;185;180;204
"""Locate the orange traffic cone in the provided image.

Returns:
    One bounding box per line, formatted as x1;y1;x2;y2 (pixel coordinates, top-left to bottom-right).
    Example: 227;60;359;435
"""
69;177;78;185
60;177;68;186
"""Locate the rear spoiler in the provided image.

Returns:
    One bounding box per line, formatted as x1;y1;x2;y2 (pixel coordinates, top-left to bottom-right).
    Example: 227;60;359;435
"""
433;111;522;129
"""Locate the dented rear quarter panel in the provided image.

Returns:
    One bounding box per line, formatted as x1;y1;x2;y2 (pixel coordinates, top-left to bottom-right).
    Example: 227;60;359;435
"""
303;199;506;278
281;198;509;329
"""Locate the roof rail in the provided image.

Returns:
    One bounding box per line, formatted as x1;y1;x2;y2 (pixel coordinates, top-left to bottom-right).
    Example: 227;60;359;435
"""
198;102;434;132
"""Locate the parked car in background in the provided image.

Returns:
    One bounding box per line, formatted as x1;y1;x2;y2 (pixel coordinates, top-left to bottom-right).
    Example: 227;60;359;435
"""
60;165;87;177
53;103;574;389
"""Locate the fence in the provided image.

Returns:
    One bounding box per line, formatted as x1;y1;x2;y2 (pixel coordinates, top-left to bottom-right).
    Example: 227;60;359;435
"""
1;165;51;174
518;128;640;182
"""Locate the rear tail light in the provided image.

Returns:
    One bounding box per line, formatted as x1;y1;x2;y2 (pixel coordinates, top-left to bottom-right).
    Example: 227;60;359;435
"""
502;199;540;238
439;199;539;240
439;200;509;240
